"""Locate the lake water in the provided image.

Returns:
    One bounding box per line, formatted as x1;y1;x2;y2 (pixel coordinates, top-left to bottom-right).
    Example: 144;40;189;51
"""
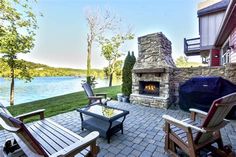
0;77;115;106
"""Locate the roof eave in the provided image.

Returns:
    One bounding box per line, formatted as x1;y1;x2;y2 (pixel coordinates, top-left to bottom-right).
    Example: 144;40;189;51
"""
215;0;236;47
197;7;227;17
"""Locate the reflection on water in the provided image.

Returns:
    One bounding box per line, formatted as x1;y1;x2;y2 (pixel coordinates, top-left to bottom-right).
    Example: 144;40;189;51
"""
0;77;121;106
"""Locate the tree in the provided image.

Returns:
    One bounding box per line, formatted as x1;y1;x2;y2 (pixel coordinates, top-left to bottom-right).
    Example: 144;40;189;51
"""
122;51;136;96
175;56;189;67
103;60;122;80
100;33;134;87
113;60;123;79
131;51;136;65
85;8;119;83
0;0;39;105
175;56;202;67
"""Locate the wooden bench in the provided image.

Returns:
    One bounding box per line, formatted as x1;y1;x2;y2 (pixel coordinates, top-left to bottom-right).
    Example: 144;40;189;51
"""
0;105;100;157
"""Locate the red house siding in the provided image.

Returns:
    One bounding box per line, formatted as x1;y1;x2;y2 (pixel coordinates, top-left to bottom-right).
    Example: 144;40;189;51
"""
211;49;220;66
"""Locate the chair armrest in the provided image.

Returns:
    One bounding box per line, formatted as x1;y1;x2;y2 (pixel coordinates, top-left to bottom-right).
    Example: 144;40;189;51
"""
51;131;100;157
15;109;45;122
0;118;19;132
95;93;107;98
190;108;207;116
88;96;103;100
162;115;206;133
190;108;208;120
107;97;112;101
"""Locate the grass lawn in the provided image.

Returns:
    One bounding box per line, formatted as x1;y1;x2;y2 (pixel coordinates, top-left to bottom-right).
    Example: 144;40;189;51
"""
7;85;121;122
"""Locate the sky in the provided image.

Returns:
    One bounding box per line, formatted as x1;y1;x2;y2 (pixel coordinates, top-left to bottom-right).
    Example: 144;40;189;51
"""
19;0;203;69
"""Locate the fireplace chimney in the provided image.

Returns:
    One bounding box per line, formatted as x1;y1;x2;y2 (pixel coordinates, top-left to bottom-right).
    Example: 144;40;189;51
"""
130;32;176;108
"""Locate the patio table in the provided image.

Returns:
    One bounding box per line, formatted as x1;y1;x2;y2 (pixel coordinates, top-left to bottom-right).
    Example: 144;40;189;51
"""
77;104;129;143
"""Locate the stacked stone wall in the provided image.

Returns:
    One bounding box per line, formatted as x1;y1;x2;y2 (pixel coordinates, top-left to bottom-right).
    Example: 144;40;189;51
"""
172;63;236;102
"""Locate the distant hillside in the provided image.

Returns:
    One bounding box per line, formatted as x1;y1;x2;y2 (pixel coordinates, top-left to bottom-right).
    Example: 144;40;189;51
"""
0;58;105;78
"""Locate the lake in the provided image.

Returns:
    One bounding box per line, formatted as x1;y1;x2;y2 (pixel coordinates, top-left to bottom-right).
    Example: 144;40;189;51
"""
0;77;118;106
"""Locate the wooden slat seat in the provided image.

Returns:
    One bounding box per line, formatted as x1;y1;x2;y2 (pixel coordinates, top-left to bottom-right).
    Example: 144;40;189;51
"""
0;104;100;157
27;119;90;156
170;118;201;144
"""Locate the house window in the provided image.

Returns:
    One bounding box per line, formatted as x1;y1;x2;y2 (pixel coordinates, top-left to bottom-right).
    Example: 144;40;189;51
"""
221;41;231;65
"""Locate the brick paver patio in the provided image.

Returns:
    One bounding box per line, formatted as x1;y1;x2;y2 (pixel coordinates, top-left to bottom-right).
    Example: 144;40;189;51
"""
0;101;236;156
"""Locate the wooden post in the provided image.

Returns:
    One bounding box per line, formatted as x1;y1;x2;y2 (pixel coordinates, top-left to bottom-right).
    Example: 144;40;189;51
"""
89;141;99;157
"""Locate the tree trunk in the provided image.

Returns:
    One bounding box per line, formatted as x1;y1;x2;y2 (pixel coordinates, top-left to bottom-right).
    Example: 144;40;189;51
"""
109;73;113;87
87;38;92;77
10;67;14;106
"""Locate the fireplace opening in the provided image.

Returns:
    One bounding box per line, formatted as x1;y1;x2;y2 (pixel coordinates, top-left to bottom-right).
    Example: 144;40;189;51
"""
139;81;160;96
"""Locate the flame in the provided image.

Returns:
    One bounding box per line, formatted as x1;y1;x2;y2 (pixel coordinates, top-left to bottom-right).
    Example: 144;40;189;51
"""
144;84;157;92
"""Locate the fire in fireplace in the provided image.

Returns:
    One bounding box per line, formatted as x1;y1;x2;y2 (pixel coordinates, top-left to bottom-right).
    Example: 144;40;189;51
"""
139;81;160;96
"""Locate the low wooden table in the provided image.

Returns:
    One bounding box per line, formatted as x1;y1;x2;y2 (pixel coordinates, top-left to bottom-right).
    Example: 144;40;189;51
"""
77;104;129;143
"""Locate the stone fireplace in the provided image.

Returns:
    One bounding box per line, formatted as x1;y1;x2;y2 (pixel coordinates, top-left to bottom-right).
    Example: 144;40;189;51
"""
130;32;176;108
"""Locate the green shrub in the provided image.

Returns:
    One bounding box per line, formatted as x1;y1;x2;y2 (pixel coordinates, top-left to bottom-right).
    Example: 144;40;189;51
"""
122;51;136;96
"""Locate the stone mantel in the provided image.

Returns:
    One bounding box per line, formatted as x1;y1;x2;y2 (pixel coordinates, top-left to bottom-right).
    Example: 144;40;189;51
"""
131;93;167;100
132;68;165;74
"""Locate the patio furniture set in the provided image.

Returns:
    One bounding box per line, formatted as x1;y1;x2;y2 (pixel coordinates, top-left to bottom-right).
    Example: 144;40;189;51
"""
0;82;235;157
81;82;130;143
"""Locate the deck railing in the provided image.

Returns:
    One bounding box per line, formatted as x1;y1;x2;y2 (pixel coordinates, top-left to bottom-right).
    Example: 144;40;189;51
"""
184;37;200;56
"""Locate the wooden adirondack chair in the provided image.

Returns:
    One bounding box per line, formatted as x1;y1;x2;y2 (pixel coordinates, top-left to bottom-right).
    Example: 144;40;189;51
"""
82;83;111;106
0;103;100;157
162;92;236;157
